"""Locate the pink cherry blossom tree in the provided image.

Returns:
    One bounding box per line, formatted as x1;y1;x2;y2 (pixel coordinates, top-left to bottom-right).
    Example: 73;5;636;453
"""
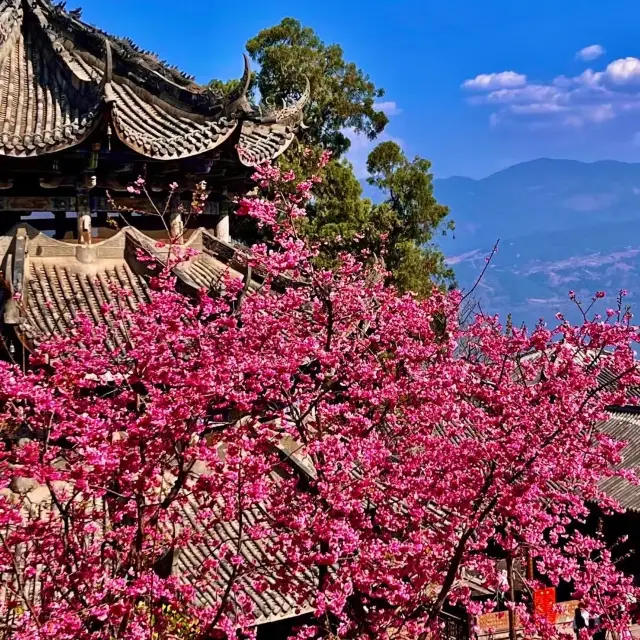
0;156;639;639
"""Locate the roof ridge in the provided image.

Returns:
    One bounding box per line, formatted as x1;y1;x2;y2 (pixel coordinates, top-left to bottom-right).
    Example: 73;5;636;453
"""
44;0;199;87
0;0;308;162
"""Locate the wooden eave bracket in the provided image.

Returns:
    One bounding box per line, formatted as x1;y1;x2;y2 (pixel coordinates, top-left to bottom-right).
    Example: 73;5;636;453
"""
99;38;116;104
11;227;27;297
2;227;28;326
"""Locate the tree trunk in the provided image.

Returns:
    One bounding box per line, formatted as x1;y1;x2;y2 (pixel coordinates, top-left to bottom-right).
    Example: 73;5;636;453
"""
507;555;517;640
526;550;534;581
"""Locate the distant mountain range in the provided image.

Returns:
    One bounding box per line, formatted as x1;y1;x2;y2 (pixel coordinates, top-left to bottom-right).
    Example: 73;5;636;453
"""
434;159;640;326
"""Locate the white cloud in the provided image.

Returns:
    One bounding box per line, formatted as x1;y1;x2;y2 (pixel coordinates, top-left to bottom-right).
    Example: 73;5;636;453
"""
462;71;527;91
463;56;640;132
585;103;615;122
374;101;402;116
553;69;603;88
562;104;616;127
577;68;604;87
484;84;562;104
604;57;640;84
576;44;605;62
510;102;567;115
552;75;572;88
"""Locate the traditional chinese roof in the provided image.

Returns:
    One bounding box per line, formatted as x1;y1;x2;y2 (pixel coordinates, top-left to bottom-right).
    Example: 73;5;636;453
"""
175;493;316;626
597;408;640;513
0;448;491;633
0;0;307;164
0;477;317;631
0;223;257;349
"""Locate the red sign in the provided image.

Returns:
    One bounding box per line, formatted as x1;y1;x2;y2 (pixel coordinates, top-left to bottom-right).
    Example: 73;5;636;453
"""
534;587;557;623
477;610;513;634
477;598;578;637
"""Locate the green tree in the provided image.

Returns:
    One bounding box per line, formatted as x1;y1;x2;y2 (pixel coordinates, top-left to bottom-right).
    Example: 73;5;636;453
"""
367;141;455;293
297;142;454;294
246;18;387;157
216;19;454;294
304;158;375;244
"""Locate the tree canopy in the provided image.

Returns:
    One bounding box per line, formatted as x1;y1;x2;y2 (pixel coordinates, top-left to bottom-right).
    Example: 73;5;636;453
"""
293;143;455;294
0;161;638;639
215;18;455;294
246;17;387;158
367;141;455;293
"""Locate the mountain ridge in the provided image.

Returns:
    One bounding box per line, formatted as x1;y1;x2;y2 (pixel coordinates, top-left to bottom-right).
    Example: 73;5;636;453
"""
435;157;640;325
441;157;640;183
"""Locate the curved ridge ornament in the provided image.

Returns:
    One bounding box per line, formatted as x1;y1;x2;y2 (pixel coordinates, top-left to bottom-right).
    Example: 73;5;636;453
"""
273;76;310;127
99;37;115;103
225;53;253;116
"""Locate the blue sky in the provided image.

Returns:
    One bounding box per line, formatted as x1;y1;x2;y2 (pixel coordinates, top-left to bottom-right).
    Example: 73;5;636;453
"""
78;0;640;179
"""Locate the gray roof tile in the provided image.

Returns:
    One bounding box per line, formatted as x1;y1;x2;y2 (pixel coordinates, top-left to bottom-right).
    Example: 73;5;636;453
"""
0;0;307;163
598;410;640;512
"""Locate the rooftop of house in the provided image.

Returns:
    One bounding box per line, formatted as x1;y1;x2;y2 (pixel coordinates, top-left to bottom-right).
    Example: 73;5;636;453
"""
0;222;260;350
0;0;308;164
598;407;640;513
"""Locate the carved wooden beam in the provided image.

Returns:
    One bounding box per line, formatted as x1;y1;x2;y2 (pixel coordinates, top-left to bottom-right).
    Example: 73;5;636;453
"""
99;197;219;216
0;196;219;215
0;197;75;212
11;227;27;295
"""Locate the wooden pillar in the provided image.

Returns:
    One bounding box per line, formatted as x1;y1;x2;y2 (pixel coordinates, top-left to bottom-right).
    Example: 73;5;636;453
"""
169;199;184;244
76;178;96;245
10;227;27;295
216;201;230;243
526;550;534;581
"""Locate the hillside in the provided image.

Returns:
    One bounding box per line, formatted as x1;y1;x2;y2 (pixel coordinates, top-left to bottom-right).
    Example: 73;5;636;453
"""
435;159;640;326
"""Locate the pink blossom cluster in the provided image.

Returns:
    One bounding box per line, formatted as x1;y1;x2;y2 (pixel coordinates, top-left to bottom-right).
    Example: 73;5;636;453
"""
0;162;639;639
126;176;146;195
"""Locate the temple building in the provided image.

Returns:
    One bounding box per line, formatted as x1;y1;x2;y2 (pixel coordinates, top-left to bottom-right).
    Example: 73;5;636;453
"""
0;2;325;636
3;4;638;639
0;0;308;355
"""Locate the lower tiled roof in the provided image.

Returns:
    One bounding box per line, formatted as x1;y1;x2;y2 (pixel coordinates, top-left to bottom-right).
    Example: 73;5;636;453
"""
0;225;257;350
598;409;640;512
179;253;237;291
22;261;149;345
0;480;316;630
174;495;316;626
